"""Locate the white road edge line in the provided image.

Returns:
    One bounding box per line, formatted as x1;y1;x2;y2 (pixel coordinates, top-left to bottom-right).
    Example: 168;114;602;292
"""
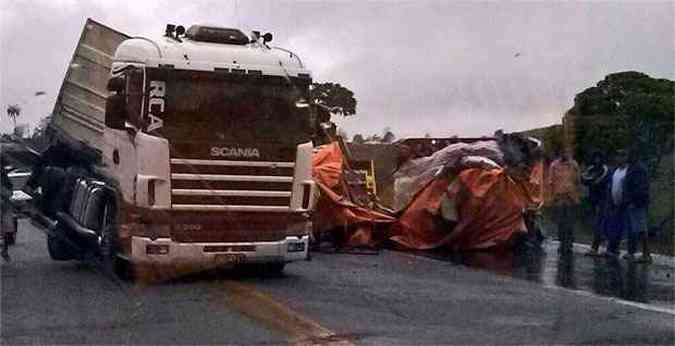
560;240;675;268
386;249;675;316
543;283;675;316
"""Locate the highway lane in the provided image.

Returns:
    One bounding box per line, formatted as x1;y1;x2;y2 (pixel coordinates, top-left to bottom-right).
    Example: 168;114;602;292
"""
246;249;674;345
1;221;295;345
2;221;673;345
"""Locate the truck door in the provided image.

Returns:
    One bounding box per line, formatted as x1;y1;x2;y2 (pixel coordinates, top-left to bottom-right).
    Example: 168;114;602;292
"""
102;67;144;204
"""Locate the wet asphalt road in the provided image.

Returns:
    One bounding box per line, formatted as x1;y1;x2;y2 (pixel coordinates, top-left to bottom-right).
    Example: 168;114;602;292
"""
2;220;674;345
1;221;287;345
428;241;675;312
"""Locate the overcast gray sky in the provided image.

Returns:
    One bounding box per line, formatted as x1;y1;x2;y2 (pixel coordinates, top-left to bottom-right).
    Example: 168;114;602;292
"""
1;0;673;137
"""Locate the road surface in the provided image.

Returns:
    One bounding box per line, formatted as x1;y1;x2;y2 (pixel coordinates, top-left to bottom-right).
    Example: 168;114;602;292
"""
2;221;674;345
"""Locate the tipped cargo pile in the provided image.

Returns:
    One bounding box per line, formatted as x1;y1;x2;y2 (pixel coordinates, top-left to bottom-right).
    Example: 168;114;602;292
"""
311;131;544;253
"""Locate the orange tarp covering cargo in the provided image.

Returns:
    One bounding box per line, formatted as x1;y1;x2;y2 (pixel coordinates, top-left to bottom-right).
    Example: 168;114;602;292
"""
312;138;542;251
390;166;543;251
312;143;395;247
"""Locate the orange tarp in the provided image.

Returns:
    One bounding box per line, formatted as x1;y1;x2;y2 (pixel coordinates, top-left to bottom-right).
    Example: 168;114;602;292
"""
445;168;533;251
312;142;543;251
389;178;452;249
312;143;395;247
391;167;541;251
312;142;344;191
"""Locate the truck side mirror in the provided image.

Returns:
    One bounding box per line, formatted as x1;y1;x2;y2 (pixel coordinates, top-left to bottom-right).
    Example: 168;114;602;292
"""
104;93;126;130
124;122;137;138
106;76;125;92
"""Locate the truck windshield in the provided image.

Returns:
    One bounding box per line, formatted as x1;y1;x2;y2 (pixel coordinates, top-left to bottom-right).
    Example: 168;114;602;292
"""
144;68;312;144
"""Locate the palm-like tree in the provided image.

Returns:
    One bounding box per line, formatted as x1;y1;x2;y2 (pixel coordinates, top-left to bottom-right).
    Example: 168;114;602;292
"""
6;104;21;128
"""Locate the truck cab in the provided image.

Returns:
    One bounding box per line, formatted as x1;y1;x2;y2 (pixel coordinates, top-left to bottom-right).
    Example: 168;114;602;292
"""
35;20;317;277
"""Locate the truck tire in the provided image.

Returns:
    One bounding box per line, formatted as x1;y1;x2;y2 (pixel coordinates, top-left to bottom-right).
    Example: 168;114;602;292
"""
5;232;15;246
47;234;75;261
7;216;18;245
265;262;286;275
99;202;125;278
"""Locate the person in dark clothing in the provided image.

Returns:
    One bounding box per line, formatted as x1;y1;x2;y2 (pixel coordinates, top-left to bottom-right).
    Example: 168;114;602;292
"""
581;151;610;256
604;147;652;262
1;155;13;261
622;147;652;263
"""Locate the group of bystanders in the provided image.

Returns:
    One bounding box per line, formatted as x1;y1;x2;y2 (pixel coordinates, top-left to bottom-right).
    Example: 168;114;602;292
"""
548;146;652;263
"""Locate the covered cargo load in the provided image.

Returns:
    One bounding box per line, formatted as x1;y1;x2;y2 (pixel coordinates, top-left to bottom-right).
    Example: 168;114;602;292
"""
311;132;544;252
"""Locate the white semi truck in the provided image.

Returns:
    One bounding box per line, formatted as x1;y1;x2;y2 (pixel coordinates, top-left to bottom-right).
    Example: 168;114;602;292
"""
30;18;317;276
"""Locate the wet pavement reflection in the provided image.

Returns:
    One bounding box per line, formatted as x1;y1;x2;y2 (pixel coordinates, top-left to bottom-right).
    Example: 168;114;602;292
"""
448;241;675;310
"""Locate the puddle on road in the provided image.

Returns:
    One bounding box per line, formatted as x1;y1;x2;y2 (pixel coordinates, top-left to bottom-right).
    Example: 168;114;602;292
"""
449;242;675;311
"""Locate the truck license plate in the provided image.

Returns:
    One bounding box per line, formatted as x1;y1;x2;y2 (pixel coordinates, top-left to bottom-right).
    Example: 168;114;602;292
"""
214;253;246;265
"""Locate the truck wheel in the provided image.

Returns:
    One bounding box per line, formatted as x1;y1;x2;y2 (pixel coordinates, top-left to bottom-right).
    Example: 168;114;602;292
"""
100;224;122;277
5;232;16;246
47;234;75;261
265;262;286;275
7;217;18;245
99;202;124;277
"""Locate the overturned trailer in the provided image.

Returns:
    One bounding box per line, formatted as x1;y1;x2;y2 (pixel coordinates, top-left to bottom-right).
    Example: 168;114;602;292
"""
312;132;544;252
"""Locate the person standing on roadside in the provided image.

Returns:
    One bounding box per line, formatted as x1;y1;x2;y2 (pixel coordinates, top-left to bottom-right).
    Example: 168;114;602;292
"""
623;146;652;263
548;148;582;254
605;149;630;259
1;155;13;261
582;151;610;256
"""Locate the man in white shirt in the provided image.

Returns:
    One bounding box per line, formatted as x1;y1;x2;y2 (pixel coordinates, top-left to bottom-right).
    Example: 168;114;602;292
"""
611;165;627;206
605;149;630;257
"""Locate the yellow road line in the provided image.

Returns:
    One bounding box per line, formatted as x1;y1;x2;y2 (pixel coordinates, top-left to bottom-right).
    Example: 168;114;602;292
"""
219;280;356;346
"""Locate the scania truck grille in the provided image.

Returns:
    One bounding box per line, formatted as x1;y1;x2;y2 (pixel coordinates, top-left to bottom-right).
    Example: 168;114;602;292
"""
169;158;295;212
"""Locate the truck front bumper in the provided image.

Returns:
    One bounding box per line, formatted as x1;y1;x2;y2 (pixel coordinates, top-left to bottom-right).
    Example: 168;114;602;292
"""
130;235;309;267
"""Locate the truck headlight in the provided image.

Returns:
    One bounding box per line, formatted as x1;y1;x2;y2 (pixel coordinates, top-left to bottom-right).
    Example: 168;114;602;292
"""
146;244;170;255
287;241;305;253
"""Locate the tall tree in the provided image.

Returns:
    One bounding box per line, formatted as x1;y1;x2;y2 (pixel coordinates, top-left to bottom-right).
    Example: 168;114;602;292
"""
569;71;674;175
382;129;396;143
352;134;365;144
310;82;357;117
366;134;382;143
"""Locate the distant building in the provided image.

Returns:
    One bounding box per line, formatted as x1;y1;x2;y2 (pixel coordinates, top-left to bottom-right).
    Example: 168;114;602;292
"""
13;123;30;138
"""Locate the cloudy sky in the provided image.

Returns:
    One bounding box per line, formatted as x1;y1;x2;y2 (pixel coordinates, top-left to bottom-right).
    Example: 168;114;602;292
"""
1;0;673;138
